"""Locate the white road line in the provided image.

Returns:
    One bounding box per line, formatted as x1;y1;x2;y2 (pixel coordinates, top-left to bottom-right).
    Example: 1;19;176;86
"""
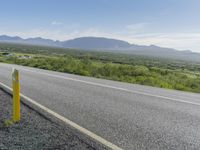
16;67;200;107
0;82;123;150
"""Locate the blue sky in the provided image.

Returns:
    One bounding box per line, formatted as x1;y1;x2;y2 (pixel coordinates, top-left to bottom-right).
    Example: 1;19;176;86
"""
0;0;200;52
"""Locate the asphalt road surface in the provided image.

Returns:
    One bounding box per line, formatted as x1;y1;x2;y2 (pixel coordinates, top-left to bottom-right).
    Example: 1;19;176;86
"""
0;89;97;150
1;63;200;150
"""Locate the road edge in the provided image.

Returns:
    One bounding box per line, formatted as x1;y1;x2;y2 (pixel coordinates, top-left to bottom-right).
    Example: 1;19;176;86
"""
0;82;123;150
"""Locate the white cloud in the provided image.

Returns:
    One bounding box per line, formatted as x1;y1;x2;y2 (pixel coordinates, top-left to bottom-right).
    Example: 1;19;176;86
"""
125;22;150;30
126;22;150;33
124;32;200;52
51;21;63;25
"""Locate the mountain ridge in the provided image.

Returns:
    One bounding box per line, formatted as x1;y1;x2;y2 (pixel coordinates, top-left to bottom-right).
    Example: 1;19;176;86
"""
0;35;200;62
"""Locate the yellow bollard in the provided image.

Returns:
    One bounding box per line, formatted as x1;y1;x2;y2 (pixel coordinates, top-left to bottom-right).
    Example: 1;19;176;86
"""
12;68;20;122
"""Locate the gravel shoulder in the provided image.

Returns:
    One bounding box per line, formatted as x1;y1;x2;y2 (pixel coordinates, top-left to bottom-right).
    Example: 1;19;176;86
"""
0;89;103;150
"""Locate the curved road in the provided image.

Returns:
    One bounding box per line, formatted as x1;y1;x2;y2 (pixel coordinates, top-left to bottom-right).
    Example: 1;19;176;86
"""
0;63;200;150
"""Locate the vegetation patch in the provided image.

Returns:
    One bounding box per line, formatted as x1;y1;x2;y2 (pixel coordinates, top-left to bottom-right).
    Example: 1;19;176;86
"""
0;43;200;93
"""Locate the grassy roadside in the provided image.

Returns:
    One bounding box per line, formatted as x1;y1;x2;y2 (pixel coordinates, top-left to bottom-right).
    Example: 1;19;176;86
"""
0;43;200;93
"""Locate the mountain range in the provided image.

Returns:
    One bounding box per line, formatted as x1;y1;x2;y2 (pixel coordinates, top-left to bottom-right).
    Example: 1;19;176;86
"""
0;35;200;62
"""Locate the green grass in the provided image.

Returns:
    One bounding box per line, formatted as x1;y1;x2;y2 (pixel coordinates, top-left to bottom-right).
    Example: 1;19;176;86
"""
0;43;200;93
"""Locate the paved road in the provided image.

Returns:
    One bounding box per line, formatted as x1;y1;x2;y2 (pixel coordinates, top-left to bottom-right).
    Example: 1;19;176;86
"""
1;63;200;150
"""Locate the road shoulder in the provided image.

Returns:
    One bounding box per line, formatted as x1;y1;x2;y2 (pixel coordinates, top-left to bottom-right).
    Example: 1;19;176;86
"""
0;89;104;150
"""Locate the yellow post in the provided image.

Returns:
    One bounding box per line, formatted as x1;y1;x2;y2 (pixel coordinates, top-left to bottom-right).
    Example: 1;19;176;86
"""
12;68;20;122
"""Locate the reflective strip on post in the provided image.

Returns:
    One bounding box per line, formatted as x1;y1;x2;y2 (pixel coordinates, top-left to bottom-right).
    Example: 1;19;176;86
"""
12;68;20;122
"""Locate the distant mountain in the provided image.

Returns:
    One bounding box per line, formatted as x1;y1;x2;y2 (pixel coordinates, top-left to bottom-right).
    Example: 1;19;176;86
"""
0;35;22;41
0;35;200;62
0;35;59;47
24;37;60;47
117;44;200;62
62;37;131;49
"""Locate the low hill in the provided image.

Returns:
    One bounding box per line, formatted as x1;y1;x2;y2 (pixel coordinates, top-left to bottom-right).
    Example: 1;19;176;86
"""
0;35;200;62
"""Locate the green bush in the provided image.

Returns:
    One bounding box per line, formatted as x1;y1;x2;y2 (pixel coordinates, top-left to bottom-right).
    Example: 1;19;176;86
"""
1;52;200;93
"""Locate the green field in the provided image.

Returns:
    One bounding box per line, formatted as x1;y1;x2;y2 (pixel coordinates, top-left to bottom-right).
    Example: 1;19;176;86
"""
0;43;200;93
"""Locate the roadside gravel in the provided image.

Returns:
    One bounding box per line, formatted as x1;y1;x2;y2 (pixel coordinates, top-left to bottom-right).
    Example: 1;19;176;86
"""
0;89;100;150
